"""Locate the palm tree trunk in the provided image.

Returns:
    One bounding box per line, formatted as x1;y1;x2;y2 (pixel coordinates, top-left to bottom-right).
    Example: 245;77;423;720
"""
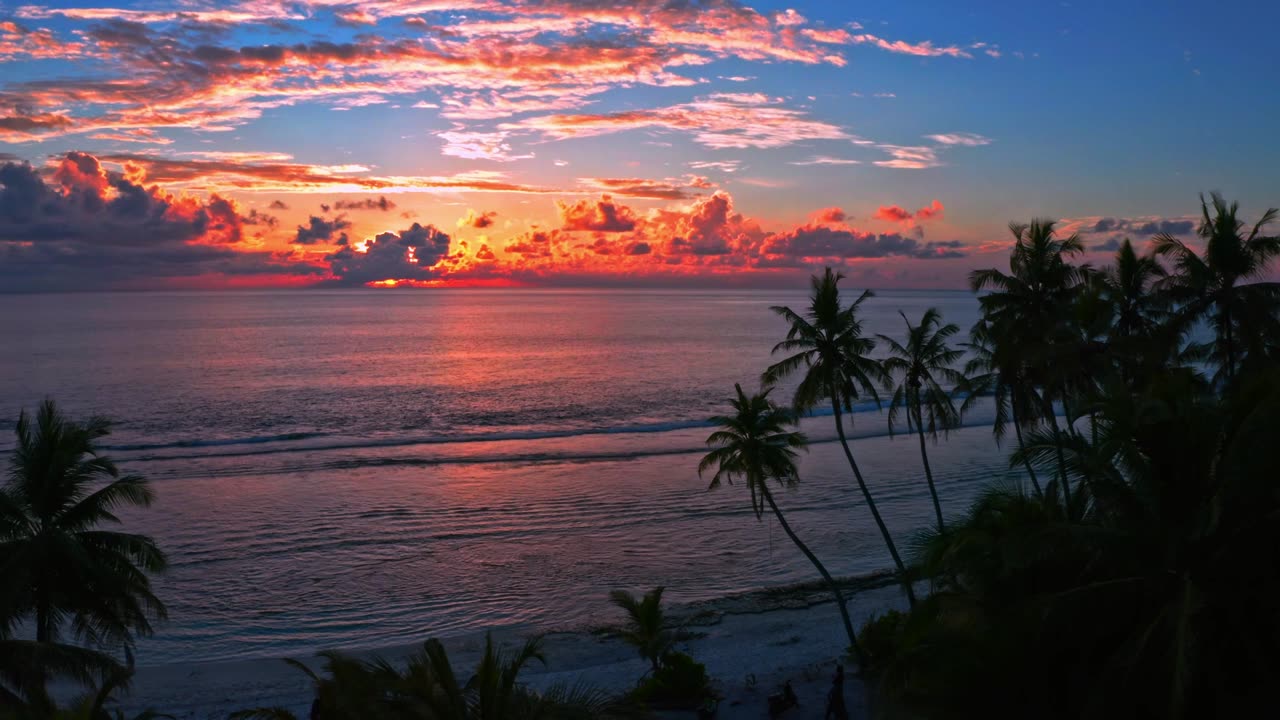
1044;399;1072;515
1223;301;1235;385
912;403;944;531
762;488;865;665
1010;399;1042;495
829;395;916;607
1008;397;1039;491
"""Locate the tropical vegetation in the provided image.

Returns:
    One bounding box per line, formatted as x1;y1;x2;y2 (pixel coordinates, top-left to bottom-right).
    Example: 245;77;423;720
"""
1;401;167;718
764;270;917;606
232;634;609;720
699;384;863;660
855;197;1280;718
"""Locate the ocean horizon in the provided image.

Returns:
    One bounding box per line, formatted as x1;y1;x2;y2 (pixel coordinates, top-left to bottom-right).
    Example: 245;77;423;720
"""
2;288;1005;666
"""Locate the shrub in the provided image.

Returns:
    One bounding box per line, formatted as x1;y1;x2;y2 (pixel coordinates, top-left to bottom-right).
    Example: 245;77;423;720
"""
857;610;907;676
631;652;712;709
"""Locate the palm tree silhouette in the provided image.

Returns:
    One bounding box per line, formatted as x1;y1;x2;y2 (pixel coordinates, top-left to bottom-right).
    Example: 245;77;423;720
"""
699;384;864;661
962;321;1044;496
1154;192;1280;386
878;309;967;531
970;220;1089;512
1099;239;1171;386
0;639;120;715
607;587;673;673
763;269;914;606
0;400;166;653
233;635;603;720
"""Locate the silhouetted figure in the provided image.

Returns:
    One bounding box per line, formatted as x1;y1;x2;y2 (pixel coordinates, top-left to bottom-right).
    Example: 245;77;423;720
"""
767;680;799;717
824;664;847;720
309;698;321;720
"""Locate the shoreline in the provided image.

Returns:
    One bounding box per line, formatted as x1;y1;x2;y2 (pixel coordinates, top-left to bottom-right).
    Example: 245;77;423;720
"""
117;572;905;719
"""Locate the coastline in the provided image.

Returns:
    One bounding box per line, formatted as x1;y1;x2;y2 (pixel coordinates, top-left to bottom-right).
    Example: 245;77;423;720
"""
118;573;905;719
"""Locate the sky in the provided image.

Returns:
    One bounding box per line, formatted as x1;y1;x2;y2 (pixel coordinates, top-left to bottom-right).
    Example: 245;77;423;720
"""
1;0;1277;291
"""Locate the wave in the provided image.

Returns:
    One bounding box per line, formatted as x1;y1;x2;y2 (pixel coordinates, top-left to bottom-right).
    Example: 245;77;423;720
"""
110;398;907;463
133;415;1005;483
106;431;330;452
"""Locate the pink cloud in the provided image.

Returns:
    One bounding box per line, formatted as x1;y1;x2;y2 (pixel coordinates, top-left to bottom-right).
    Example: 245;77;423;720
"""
874;205;914;223
915;199;945;220
813;207;849;224
509;93;848;149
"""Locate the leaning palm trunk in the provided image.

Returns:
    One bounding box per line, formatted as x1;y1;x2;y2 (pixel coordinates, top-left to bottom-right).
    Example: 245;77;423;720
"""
911;403;945;531
830;394;916;607
761;487;865;664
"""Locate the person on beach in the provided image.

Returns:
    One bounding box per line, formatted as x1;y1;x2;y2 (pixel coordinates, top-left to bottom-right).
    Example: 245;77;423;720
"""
824;663;847;720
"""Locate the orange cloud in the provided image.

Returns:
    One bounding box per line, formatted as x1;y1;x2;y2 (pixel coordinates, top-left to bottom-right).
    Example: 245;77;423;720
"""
874;205;914;223
458;209;498;229
813;207;849;224
1;152;972;290
558;196;639;232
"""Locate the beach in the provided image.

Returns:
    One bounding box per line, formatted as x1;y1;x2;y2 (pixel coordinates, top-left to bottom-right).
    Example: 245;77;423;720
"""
118;577;906;719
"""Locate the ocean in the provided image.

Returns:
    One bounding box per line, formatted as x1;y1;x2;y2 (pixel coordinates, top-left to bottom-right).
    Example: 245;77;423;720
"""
0;288;1016;666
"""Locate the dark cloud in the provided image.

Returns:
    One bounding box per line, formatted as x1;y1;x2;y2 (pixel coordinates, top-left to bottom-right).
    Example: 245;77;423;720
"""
1135;219;1194;235
1085;216;1194;236
268;199;289;210
627;241;652;255
333;195;397;211
294;214;351;245
0;113;74;133
504;230;556;257
459;209;497;229
761;226;966;260
0;153;312;290
323;223;451;286
241;209;278;227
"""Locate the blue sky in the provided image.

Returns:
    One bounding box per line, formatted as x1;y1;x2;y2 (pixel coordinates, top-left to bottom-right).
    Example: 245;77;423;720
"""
0;0;1276;289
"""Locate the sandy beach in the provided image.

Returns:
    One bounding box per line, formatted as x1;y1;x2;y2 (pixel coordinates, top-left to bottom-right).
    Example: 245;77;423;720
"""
116;576;906;719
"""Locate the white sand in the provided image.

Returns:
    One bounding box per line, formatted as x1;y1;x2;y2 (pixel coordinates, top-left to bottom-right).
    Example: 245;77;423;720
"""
117;579;906;720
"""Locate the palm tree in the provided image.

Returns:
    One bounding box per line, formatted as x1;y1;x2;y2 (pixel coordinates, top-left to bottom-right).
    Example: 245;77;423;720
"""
969;220;1089;513
0;400;166;652
234;635;602;720
763;269;914;606
878;364;1280;718
1154;192;1280;386
607;587;673;674
878;309;967;531
1099;239;1172;387
0;640;121;715
962;321;1044;496
699;384;863;661
1103;239;1168;342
